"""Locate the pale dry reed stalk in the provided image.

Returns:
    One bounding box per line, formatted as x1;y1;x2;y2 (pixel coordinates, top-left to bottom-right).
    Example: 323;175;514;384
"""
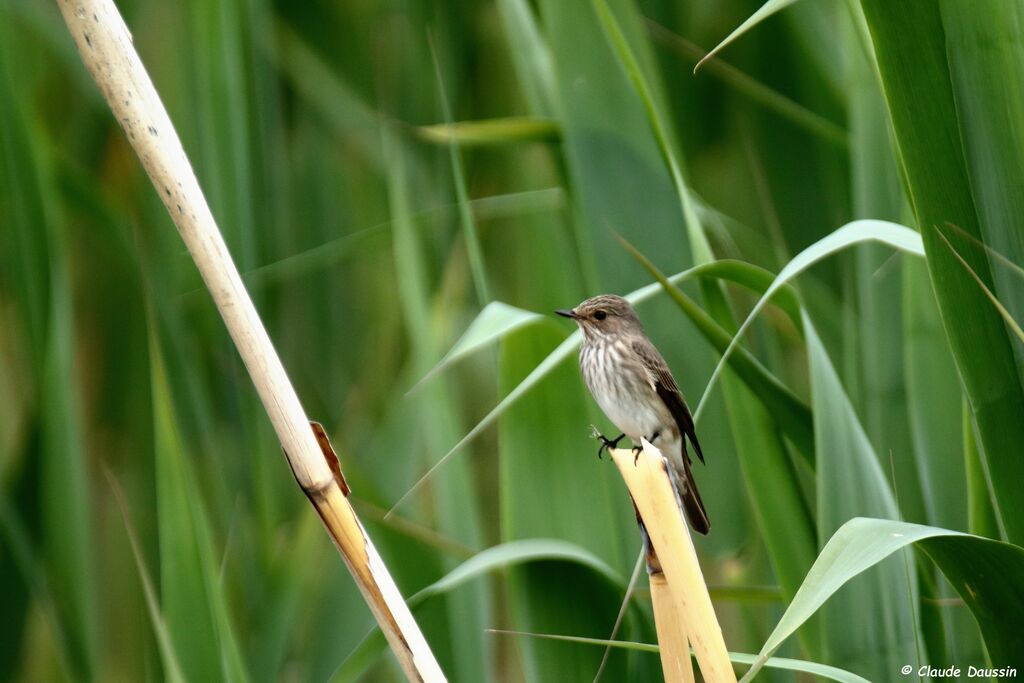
55;1;444;679
611;441;735;682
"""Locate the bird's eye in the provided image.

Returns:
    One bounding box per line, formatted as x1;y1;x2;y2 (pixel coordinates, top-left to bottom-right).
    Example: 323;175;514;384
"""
594;310;607;321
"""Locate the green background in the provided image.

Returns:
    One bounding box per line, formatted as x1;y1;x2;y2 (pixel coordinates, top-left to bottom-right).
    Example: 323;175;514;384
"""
1;0;1022;680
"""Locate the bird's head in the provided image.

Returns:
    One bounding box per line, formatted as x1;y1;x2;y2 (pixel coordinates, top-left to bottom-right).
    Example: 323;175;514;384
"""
556;294;643;341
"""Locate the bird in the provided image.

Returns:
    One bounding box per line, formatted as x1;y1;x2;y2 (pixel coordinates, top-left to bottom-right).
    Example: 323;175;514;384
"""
556;294;710;535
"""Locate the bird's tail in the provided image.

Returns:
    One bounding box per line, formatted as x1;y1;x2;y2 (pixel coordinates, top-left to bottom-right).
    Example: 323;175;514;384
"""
670;455;710;535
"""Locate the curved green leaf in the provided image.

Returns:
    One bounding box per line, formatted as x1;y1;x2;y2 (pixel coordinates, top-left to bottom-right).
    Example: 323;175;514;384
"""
695;220;924;421
696;0;802;72
414;539;623;601
410;302;544;393
683;259;802;329
490;630;871;683
740;517;1024;681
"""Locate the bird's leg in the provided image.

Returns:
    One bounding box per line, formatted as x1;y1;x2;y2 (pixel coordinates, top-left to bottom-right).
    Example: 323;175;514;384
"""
590;425;625;459
634;431;660;465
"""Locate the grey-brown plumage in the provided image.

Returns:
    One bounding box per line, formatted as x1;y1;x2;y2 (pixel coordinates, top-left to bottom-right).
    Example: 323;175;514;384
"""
556;294;710;535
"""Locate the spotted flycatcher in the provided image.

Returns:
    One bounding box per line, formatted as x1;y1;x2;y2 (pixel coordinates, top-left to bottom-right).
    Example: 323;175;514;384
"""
557;294;710;535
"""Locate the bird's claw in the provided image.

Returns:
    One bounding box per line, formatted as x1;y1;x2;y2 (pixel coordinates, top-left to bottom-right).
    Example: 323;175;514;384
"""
633;432;658;465
591;426;625;460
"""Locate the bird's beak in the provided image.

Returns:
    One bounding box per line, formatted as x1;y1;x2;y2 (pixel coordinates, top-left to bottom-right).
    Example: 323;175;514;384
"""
555;308;578;319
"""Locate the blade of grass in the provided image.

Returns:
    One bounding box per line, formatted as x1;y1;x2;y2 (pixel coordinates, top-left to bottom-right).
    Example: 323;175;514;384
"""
225;188;565;294
428;34;490;303
247;513;328;679
355;501;476;560
39;240;97;682
805;315;918;681
645;19;846;148
695;0;801;72
589;0;706;261
539;0;696;291
181;0;258;272
418;117;560;146
935;227;1024;344
963;404;1002;540
0;24;97;678
0;466;33;679
903;258;966;532
593;548;645;683
0;31;49;362
105;466;188;683
495;0;557;115
939;221;1024;283
382;124;490;682
0;494;77;680
149;325;250;683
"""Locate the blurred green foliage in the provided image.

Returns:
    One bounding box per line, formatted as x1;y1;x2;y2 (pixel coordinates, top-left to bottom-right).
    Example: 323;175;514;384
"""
1;0;1022;680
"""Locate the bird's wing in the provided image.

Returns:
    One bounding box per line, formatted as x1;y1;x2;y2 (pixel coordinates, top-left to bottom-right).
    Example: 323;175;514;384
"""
632;339;705;465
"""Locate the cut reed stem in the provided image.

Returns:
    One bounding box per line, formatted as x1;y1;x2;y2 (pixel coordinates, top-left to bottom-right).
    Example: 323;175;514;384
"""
54;1;444;680
649;557;696;683
611;441;735;682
